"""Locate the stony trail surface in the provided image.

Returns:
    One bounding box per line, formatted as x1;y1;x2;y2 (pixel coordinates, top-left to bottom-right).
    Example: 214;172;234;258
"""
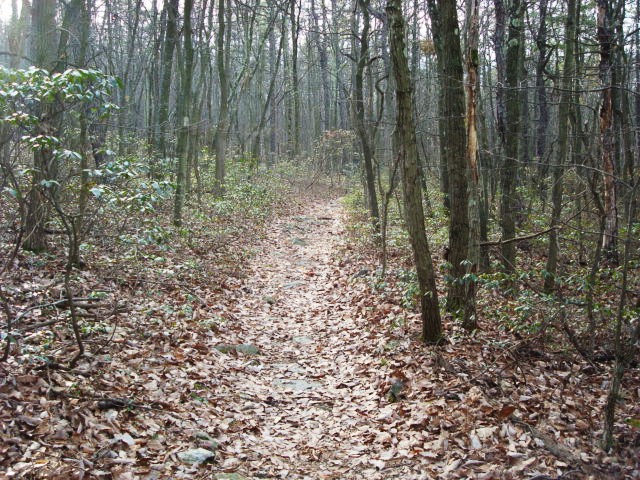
210;198;416;478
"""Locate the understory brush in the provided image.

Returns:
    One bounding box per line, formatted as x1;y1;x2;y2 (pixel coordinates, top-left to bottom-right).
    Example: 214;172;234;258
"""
0;150;304;368
341;176;639;469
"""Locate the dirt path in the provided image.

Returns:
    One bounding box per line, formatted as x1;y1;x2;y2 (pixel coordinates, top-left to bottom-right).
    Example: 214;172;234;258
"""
210;197;409;478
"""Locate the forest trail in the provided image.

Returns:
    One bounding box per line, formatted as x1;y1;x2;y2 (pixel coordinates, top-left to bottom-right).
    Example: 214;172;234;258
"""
4;194;626;480
209;197;411;478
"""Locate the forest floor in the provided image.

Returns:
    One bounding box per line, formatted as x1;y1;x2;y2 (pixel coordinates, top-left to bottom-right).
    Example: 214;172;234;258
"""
1;187;639;479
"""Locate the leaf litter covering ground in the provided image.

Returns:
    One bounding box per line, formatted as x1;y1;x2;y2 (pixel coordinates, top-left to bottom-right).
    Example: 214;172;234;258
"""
1;196;639;479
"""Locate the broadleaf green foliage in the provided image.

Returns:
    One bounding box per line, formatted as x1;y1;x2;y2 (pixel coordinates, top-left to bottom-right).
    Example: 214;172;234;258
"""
0;67;120;132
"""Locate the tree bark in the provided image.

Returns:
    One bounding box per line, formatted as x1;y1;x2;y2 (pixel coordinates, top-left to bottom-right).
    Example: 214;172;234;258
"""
354;0;380;231
464;0;480;328
24;0;58;253
386;0;442;344
214;0;230;196
543;0;577;294
429;0;472;325
534;0;550;187
157;0;179;162
499;0;524;271
598;0;618;261
173;0;194;226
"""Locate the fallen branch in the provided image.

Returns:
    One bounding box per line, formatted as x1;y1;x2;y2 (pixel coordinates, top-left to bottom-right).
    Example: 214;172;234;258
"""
480;226;559;247
0;297;109;330
509;414;601;476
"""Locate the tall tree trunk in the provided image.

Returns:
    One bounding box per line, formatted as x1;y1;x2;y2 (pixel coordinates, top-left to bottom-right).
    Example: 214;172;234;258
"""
429;0;472;326
499;0;524;271
598;0;618;261
268;19;278;165
386;0;442;344
117;0;142;156
7;0;30;68
544;0;577;294
493;0;507;145
464;0;480;327
214;0;230;196
157;0;179;163
69;0;91;267
174;0;194;226
354;0;380;231
24;0;58;253
425;0;449;213
534;0;550;189
289;0;300;157
251;13;285;161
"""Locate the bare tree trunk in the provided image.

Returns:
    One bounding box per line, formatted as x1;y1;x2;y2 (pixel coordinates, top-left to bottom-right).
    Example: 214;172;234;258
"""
24;0;58;253
387;0;442;344
544;0;577;293
117;0;142;156
354;0;380;231
289;0;300;157
251;12;285;161
174;0;194;226
157;0;179;163
598;0;618;262
534;0;550;189
464;0;480;328
493;0;507;145
214;0;230;196
425;0;449;213
499;0;524;271
428;0;472;326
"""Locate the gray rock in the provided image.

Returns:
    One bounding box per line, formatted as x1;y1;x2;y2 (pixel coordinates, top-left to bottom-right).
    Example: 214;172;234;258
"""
235;344;260;355
214;344;236;354
177;448;215;464
273;378;321;391
214;344;260;356
214;474;249;480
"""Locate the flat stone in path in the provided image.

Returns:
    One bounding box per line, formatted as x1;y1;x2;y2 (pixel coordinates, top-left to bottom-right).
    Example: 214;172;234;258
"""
292;335;314;345
272;378;322;391
214;344;260;355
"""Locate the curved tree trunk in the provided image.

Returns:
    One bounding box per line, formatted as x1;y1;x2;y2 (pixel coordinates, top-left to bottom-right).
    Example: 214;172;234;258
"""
386;0;442;343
